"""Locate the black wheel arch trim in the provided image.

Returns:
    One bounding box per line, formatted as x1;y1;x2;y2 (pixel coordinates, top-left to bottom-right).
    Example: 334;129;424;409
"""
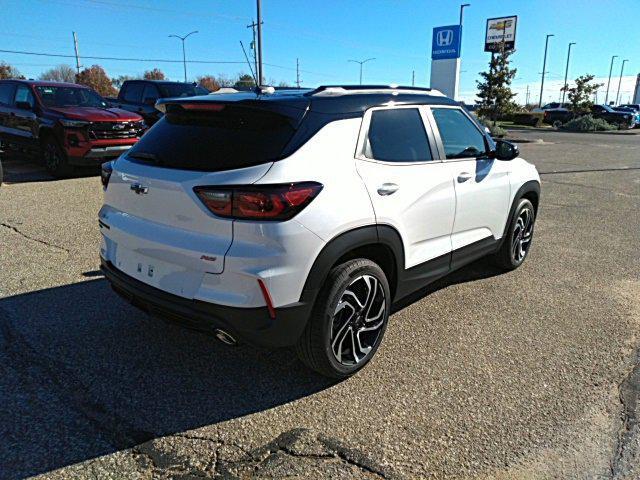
299;225;406;307
501;180;540;240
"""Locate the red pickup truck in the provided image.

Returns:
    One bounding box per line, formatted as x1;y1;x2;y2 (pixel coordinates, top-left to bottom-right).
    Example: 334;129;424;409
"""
0;80;146;177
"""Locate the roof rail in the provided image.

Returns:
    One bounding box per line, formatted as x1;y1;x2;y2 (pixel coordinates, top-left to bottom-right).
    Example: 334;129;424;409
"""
305;85;444;97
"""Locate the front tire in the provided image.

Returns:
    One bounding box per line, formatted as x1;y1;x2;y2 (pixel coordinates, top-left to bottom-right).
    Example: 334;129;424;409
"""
493;198;536;271
43;136;72;178
296;259;391;378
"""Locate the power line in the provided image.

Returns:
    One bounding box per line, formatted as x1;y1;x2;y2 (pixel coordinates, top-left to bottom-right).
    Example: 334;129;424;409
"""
0;48;339;79
0;48;247;64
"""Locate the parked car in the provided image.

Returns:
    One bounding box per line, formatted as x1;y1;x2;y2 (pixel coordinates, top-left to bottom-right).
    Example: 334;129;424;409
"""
619;104;640;112
612;106;640;127
532;102;570;113
99;85;541;378
590;104;636;128
543;104;636;128
0;80;146;177
108;80;209;126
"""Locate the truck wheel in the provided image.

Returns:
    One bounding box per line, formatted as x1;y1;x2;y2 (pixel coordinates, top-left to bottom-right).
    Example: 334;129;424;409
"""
493;198;536;271
0;159;3;186
296;259;391;378
43;136;72;178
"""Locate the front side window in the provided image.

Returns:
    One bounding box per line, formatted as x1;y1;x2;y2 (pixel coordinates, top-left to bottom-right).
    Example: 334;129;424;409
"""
366;108;432;162
431;108;487;159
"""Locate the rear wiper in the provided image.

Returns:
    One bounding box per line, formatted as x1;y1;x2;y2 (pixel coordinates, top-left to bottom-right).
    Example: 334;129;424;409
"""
127;151;162;164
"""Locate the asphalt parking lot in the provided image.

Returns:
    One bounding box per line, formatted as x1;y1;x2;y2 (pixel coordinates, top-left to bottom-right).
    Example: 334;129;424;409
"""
1;130;639;479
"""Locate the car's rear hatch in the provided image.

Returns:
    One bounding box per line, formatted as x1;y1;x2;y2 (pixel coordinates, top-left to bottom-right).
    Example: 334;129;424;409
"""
100;95;308;299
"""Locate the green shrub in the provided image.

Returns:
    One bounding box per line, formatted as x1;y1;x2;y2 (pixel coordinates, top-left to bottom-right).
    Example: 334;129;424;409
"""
502;112;545;127
476;116;507;137
561;115;617;132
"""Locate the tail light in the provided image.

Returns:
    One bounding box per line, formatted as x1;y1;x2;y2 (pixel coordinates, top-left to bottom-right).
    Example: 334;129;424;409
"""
101;161;113;190
194;182;323;221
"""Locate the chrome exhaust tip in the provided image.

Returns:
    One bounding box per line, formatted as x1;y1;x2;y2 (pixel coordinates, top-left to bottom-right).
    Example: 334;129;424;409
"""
214;329;238;346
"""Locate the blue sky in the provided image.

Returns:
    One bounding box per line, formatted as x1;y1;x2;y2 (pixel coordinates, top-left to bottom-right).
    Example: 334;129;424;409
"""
2;0;639;103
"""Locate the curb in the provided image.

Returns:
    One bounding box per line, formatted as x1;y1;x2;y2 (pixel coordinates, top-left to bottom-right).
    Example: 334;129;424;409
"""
506;127;640;136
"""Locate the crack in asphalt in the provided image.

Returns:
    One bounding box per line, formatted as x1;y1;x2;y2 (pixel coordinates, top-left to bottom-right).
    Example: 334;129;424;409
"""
611;348;640;479
0;308;154;452
0;221;70;254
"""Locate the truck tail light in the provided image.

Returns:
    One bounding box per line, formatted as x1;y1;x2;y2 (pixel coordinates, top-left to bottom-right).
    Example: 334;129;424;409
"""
194;182;323;221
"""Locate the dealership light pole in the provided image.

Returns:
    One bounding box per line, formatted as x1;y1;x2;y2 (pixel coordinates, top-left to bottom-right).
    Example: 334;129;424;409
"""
560;42;576;104
615;59;629;105
604;55;618;105
349;58;375;85
538;34;554;107
458;3;470;93
169;31;198;82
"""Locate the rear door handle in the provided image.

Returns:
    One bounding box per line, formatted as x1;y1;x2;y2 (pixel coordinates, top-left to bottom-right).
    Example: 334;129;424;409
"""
377;183;399;196
457;172;473;183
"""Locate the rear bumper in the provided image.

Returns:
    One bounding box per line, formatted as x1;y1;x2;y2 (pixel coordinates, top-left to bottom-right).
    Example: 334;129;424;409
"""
100;258;312;348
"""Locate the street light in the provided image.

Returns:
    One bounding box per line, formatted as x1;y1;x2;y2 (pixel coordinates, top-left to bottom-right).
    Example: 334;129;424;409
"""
169;30;198;82
615;59;629;106
561;42;576;104
348;58;376;85
459;3;470;26
538;34;554;107
604;55;618;105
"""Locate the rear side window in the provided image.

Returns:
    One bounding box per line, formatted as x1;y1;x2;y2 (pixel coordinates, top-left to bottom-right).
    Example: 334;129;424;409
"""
126;104;299;171
14;85;35;108
431;108;487;159
366;108;432;162
123;83;144;103
142;84;160;103
0;83;15;106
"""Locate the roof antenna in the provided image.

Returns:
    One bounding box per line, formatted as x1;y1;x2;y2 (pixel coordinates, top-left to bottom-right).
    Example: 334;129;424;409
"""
240;41;258;86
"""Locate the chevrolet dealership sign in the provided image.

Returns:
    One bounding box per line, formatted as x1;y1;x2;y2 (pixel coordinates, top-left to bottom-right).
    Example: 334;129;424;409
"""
485;16;518;52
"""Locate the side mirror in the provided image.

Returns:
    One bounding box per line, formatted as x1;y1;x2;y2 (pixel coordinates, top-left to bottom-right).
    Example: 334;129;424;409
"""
494;140;519;161
15;101;32;111
143;97;156;107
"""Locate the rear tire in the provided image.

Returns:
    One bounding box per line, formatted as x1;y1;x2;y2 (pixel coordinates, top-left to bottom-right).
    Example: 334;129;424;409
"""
493;198;536;271
43;136;72;178
0;159;3;186
296;259;391;378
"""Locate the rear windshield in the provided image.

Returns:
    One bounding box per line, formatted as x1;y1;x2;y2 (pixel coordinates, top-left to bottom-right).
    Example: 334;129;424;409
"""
126;103;299;171
159;83;209;97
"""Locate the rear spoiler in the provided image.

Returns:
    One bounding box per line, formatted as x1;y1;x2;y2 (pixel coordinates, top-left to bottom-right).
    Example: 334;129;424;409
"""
154;96;310;128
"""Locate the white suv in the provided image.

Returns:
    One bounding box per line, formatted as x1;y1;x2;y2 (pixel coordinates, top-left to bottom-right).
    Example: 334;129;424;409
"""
99;85;540;378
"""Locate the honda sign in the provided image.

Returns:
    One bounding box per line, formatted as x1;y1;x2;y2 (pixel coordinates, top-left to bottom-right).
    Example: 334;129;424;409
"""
432;25;461;60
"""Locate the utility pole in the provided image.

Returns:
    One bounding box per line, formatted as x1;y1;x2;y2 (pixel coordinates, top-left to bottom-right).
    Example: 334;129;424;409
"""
296;58;301;88
412;70;415;86
525;84;530;105
348;58;375;85
169;31;198;82
605;55;618;105
247;20;260;82
561;42;576;104
72;31;81;76
538;34;554;107
256;0;264;86
615;59;629;105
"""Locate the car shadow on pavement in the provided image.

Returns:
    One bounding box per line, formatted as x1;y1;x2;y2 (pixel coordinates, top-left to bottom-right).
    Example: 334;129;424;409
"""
0;278;334;479
0;258;501;479
392;257;503;313
0;154;98;184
